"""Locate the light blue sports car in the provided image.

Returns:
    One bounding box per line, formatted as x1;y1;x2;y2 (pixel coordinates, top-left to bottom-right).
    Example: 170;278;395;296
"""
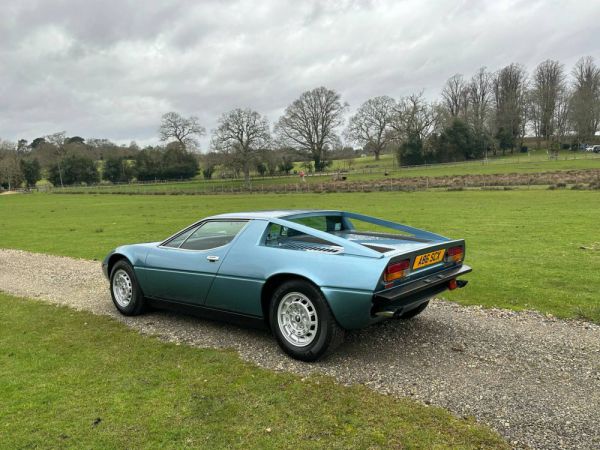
103;210;471;361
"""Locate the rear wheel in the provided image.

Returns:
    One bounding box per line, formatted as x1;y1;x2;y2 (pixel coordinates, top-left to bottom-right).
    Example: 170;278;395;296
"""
110;260;146;316
269;280;344;362
398;300;429;319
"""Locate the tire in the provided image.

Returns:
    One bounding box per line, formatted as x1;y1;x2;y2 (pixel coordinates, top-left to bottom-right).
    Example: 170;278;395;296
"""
269;280;344;362
109;260;146;316
397;300;429;320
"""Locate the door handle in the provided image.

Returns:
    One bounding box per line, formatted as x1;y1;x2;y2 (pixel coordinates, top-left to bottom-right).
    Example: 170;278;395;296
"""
206;255;219;262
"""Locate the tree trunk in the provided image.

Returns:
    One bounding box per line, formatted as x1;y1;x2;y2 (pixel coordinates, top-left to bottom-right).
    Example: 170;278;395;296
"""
57;160;64;188
243;164;251;188
313;150;322;172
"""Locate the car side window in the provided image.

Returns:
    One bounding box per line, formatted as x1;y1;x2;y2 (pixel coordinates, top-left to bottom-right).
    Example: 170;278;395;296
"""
179;221;247;251
265;223;285;246
264;222;340;251
162;225;200;248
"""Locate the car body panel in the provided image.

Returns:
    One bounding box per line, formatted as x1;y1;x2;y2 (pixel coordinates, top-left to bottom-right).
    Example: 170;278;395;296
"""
102;210;471;330
320;287;375;329
138;244;229;305
203;219;387;320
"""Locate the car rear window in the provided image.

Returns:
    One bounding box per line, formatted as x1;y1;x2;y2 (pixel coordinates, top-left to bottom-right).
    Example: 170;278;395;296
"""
263;222;342;253
289;216;344;232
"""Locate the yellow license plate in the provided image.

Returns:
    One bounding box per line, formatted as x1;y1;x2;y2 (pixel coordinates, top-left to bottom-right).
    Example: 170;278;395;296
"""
413;249;445;269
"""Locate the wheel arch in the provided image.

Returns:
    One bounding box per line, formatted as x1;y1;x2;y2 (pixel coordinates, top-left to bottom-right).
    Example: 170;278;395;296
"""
106;253;132;278
260;273;323;328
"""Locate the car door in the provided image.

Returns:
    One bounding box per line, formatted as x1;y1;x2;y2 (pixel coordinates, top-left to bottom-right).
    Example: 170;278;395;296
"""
139;220;248;305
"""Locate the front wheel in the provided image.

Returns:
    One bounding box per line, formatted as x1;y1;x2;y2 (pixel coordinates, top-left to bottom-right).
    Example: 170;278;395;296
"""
269;280;344;362
110;260;146;316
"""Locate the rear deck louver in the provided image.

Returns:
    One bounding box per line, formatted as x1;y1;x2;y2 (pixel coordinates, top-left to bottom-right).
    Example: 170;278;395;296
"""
278;241;343;254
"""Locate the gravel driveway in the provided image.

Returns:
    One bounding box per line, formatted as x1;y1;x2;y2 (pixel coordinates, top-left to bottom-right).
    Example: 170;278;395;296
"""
1;248;598;449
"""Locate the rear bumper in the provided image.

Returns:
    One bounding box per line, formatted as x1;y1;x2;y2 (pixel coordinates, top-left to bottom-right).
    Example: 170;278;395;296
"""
372;264;472;318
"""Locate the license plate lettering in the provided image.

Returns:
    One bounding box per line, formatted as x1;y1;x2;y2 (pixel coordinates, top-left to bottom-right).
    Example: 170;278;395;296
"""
413;249;445;269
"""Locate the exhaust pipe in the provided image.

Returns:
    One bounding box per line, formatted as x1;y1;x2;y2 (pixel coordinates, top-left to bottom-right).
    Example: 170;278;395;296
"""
374;309;404;318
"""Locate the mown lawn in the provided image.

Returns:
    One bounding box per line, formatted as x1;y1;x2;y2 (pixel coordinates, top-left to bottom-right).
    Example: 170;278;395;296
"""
1;190;599;321
0;292;507;449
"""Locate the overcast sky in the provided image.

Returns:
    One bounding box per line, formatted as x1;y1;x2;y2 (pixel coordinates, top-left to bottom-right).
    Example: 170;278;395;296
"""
1;0;599;150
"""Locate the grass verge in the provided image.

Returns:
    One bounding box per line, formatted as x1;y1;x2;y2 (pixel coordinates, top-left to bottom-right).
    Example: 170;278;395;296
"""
0;292;507;449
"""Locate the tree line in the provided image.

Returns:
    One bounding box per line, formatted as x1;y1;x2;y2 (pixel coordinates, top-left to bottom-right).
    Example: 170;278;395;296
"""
1;56;599;189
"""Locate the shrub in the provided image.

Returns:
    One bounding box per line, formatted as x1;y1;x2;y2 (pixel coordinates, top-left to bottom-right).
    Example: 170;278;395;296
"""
48;155;100;186
135;145;198;181
103;157;135;183
20;159;41;188
202;166;215;180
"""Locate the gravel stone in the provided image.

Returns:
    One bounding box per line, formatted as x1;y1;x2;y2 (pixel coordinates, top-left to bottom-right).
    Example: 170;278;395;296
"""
1;248;598;449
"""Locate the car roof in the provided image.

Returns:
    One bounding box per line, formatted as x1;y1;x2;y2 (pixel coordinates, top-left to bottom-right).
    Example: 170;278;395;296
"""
205;210;343;220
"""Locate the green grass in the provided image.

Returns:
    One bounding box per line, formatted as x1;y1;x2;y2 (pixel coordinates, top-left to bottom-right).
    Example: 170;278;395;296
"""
0;292;507;449
310;148;600;173
1;190;599;322
50;150;600;194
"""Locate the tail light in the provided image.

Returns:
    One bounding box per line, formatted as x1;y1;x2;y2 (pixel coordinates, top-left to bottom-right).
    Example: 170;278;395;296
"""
384;259;410;282
447;246;464;263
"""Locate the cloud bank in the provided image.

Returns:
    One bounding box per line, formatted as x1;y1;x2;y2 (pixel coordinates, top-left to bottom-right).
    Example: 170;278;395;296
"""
1;0;598;149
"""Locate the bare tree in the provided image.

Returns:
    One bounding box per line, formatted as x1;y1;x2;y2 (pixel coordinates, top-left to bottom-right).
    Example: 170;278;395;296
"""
389;93;438;165
391;92;438;141
0;140;22;190
199;151;222;180
45;131;67;187
529;60;566;146
211;108;271;183
493;64;528;153
554;88;571;147
467;68;492;132
344;96;396;160
159;112;206;151
569;56;600;142
275;86;348;171
441;74;469;118
466;67;493;156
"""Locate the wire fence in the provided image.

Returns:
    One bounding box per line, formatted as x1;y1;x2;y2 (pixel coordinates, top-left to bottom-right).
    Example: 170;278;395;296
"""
44;168;600;196
37;151;600;195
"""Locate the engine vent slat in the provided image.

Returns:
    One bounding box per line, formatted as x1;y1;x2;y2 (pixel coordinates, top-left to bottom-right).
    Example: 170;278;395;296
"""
278;240;343;254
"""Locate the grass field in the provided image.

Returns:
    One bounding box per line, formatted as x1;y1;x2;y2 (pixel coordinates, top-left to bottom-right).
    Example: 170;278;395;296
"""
2;190;599;321
328;148;600;172
0;292;506;448
51;150;600;194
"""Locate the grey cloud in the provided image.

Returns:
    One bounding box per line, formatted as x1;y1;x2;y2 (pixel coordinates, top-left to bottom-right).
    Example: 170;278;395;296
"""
0;0;598;149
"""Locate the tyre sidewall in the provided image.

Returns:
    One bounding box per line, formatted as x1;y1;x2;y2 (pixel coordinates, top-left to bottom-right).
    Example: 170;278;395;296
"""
110;260;145;316
269;280;336;362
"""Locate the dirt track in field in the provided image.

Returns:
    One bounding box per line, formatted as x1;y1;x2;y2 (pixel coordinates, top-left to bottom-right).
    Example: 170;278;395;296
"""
1;248;599;449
